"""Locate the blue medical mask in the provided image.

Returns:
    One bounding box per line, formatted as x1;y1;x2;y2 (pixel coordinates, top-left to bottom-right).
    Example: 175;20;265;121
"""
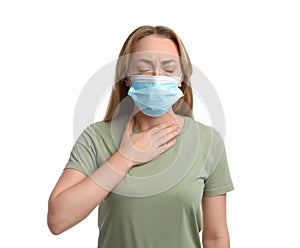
128;75;183;116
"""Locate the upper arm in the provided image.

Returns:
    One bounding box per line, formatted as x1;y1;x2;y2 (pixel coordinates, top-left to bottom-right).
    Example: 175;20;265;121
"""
49;125;98;201
201;194;229;239
49;168;87;201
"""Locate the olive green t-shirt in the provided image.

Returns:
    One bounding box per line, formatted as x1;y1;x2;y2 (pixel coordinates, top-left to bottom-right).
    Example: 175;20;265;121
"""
65;115;234;248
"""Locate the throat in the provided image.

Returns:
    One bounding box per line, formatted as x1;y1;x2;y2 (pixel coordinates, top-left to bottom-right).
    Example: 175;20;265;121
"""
133;110;185;132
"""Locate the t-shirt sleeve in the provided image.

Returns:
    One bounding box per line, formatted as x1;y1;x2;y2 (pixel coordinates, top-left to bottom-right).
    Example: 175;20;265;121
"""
203;129;234;196
64;124;98;176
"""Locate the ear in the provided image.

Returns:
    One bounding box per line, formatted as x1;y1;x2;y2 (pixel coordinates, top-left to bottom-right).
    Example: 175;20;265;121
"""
178;78;183;88
178;75;184;88
124;74;131;87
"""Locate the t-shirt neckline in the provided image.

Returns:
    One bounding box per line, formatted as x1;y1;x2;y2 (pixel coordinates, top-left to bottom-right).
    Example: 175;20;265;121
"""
132;115;189;134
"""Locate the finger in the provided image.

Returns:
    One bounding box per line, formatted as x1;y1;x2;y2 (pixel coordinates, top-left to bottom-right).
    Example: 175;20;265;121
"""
157;129;180;147
150;121;178;136
155;124;180;139
159;139;177;153
154;125;180;143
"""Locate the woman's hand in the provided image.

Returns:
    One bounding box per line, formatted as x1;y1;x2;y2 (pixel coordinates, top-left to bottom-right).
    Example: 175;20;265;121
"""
118;117;181;166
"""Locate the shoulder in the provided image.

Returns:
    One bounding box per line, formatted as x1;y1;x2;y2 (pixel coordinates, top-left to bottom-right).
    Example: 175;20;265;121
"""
185;117;221;137
73;121;111;145
184;117;225;149
89;120;111;133
83;114;129;141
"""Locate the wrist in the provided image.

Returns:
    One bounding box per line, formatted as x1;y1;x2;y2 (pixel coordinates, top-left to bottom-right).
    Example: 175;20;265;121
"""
110;151;135;173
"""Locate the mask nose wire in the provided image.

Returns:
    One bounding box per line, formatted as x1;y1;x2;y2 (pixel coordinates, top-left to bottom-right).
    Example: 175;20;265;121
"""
126;73;184;84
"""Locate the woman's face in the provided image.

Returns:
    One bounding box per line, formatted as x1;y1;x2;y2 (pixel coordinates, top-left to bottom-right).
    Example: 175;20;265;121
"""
127;35;182;86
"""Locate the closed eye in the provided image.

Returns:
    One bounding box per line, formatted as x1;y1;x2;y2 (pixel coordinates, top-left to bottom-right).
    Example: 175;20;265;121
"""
162;61;177;74
164;69;175;73
138;67;151;72
137;61;152;72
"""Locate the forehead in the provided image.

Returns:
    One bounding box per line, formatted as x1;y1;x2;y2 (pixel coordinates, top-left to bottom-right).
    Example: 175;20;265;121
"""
132;35;179;56
129;51;180;64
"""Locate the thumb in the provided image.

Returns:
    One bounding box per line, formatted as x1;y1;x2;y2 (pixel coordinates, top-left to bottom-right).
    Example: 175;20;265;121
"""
126;116;134;134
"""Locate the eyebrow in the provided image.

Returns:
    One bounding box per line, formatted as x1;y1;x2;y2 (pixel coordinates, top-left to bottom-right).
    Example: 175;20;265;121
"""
136;59;178;65
161;59;177;65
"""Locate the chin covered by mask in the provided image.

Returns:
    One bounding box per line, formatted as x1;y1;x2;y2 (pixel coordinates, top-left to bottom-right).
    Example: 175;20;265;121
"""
127;75;183;117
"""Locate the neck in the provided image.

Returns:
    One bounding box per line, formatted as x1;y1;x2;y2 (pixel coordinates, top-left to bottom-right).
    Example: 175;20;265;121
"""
132;107;184;132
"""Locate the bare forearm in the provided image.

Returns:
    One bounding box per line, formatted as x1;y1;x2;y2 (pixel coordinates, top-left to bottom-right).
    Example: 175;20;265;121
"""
47;152;133;234
203;236;230;248
48;175;109;234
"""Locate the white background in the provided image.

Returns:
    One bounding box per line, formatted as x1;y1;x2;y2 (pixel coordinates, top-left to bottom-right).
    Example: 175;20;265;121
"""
1;0;299;247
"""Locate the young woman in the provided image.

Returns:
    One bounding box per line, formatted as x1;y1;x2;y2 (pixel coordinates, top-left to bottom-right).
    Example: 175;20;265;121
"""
47;25;234;248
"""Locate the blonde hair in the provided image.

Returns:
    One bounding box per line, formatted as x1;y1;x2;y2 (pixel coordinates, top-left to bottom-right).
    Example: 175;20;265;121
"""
103;25;193;122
